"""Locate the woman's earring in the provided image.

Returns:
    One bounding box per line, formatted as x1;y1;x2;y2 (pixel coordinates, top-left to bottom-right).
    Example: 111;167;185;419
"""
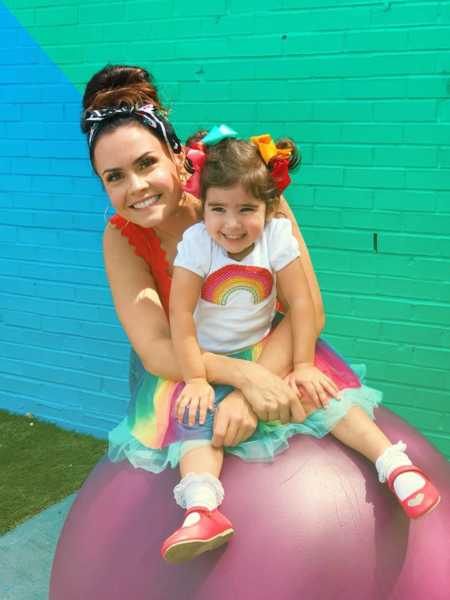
179;190;188;207
103;204;112;223
179;169;188;186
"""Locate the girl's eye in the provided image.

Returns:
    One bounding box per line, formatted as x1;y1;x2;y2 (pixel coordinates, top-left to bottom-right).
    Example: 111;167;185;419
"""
211;207;225;213
240;206;256;213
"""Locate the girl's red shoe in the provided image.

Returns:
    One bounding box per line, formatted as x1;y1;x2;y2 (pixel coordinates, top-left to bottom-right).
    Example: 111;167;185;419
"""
161;506;234;564
387;465;441;519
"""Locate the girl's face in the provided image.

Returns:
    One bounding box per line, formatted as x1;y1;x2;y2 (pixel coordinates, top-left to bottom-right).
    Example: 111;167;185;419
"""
203;183;267;260
94;123;184;228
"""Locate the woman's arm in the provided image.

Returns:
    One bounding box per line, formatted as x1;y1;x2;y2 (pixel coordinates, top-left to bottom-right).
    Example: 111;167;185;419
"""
169;266;207;382
103;224;181;379
104;225;298;416
276;196;325;334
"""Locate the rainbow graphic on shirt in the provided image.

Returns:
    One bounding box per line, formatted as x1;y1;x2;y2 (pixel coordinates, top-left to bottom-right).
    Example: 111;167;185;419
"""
201;265;273;305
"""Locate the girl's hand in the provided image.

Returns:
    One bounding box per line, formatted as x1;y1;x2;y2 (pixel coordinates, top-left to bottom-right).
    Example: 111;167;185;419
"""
176;378;215;426
212;390;258;448
238;361;306;424
286;363;340;409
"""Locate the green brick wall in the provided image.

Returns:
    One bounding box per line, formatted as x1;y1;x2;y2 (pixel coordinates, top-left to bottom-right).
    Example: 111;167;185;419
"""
4;0;450;456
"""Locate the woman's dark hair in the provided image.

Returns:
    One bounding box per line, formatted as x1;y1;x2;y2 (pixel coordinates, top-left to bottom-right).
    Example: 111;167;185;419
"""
81;65;170;167
82;64;164;123
199;137;300;213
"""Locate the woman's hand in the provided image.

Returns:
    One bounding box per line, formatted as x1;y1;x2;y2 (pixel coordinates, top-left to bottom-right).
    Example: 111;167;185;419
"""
285;363;340;409
212;390;258;448
238;361;306;424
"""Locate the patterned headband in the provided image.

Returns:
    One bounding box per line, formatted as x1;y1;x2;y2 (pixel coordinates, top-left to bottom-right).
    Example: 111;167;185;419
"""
84;104;182;155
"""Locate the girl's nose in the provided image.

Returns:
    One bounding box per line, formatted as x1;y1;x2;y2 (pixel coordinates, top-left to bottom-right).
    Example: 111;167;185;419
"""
224;214;241;230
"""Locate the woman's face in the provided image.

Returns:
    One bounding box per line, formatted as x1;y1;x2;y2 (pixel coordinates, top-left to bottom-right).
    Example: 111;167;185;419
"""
94;123;183;228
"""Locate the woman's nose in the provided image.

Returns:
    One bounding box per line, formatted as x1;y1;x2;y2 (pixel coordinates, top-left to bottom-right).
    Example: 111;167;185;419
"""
128;172;147;194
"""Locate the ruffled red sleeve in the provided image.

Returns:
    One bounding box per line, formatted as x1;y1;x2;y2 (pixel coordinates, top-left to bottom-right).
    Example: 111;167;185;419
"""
109;215;172;316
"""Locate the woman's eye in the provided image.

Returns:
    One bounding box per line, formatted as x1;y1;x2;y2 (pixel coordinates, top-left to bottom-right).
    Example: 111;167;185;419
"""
139;157;156;170
106;172;122;183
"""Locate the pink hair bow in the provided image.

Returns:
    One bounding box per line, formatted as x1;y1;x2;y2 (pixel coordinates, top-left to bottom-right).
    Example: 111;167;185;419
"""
183;144;206;198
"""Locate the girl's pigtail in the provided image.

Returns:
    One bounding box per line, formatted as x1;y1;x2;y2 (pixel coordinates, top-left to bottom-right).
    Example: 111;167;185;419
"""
275;138;301;171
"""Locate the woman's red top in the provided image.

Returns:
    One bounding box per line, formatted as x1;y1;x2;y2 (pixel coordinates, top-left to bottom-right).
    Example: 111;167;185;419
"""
110;215;172;315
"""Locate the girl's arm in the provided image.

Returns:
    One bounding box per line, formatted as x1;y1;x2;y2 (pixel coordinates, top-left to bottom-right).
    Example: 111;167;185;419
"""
169;266;214;425
276;196;325;334
276;258;339;407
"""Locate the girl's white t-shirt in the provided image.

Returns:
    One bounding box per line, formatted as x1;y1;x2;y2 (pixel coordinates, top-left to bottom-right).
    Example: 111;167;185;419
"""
173;218;300;353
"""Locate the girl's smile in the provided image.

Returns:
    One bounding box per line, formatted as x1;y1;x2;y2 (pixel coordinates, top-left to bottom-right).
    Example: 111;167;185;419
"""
203;184;267;260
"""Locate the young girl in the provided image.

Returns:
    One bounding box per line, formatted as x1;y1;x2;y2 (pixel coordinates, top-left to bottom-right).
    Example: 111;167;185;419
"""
161;127;440;564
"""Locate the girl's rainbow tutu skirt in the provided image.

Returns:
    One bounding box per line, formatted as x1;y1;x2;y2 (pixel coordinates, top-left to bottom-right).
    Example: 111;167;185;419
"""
108;337;382;473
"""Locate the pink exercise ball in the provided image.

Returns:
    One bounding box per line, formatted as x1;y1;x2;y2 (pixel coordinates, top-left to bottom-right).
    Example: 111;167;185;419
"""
50;407;450;600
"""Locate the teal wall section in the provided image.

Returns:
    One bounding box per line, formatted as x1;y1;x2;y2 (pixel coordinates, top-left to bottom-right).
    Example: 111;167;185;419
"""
1;1;449;456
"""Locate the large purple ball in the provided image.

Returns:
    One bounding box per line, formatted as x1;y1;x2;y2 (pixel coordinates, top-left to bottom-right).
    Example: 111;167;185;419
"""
50;408;450;600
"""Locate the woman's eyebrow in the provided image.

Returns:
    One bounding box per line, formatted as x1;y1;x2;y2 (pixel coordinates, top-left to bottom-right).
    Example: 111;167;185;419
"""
102;152;154;175
102;166;121;176
132;151;154;165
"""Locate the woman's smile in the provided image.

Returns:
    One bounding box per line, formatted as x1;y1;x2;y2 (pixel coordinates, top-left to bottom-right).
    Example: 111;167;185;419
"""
130;194;162;210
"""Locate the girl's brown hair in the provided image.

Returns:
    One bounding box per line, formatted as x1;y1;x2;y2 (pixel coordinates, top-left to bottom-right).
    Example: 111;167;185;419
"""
198;137;300;213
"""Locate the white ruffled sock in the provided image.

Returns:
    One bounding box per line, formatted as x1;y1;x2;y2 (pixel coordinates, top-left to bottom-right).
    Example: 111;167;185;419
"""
375;441;425;501
173;473;225;527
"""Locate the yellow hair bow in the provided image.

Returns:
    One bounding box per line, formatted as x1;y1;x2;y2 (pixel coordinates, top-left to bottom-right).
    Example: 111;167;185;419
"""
250;134;292;165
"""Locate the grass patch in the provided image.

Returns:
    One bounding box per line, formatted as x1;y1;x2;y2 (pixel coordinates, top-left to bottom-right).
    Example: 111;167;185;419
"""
0;410;107;535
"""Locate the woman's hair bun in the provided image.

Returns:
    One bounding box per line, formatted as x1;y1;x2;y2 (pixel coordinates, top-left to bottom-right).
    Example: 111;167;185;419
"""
275;137;301;171
81;64;165;132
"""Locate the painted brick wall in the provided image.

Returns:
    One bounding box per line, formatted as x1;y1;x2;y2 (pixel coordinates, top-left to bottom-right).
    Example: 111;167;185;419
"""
1;0;449;457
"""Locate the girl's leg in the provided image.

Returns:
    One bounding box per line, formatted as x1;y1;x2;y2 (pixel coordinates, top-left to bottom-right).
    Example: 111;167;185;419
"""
330;405;391;462
175;443;225;515
162;444;233;564
256;313;293;378
329;406;439;515
180;443;223;478
256;317;439;515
